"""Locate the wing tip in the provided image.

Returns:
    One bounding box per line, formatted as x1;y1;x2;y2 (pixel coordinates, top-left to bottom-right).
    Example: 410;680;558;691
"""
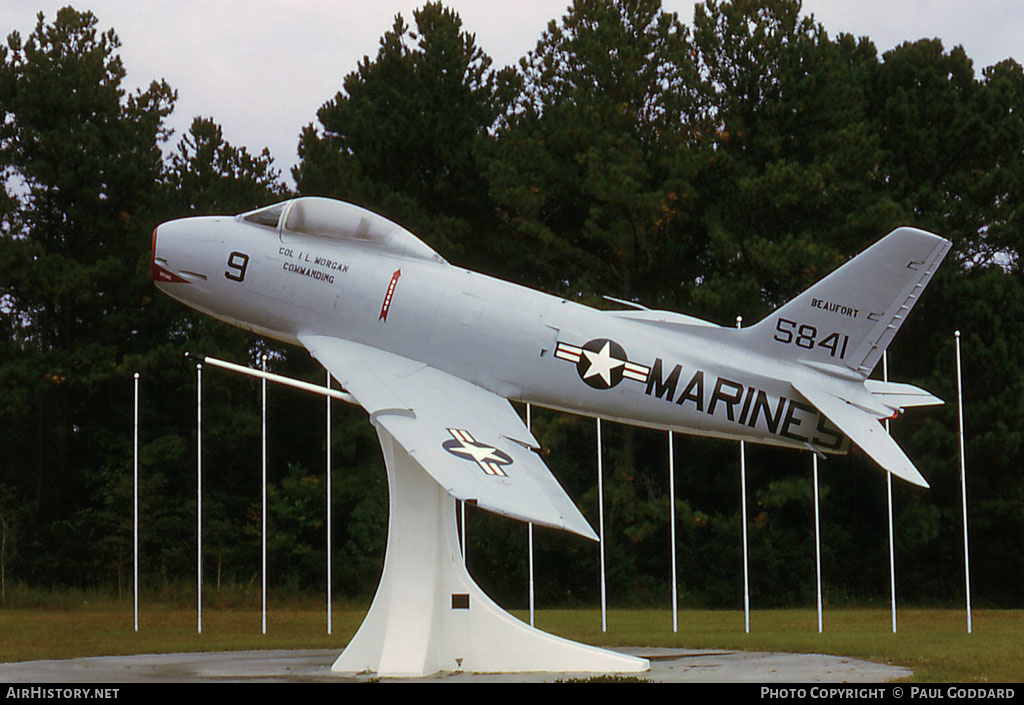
892;465;930;489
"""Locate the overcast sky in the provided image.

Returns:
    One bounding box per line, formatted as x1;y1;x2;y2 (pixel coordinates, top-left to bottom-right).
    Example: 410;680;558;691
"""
2;1;1022;187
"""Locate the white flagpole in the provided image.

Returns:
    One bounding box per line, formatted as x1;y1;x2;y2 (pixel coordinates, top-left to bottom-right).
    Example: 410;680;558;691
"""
461;501;467;566
669;430;677;633
740;438;749;634
955;331;972;634
884;351;897;633
527;402;535;628
326;370;333;636
190;352;361;636
597;417;607;633
528;522;535;628
261;355;267;635
737;316;750;634
813;453;822;633
196;363;203;635
133;372;139;633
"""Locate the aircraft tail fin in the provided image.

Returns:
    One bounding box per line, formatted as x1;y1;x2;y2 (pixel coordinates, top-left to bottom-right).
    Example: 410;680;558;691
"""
748;228;950;378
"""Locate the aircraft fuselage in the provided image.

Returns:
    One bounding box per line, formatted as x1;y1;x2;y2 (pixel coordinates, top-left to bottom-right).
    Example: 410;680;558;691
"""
154;213;844;454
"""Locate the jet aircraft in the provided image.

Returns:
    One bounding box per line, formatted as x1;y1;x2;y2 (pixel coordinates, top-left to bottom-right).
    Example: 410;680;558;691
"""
153;196;948;674
154;196;948;538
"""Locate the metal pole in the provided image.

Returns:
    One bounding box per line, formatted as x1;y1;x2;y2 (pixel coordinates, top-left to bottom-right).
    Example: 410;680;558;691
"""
196;354;356;404
196;363;202;635
597;417;607;633
528;522;535;628
261;355;267;635
955;331;972;634
737;316;749;634
740;439;749;634
669;430;677;633
527;402;535;628
813;453;822;633
133;372;139;633
884;351;897;634
461;501;467;566
192;351;361;636
326;370;332;636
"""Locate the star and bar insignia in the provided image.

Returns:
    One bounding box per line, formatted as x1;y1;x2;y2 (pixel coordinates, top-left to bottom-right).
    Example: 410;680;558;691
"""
555;338;650;390
442;429;513;477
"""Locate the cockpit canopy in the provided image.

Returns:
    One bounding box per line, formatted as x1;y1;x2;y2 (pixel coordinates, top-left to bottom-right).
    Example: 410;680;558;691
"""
239;197;447;264
242;202;287;228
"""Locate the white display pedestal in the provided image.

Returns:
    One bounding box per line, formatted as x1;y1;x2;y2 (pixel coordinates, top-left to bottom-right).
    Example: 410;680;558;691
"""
332;427;649;677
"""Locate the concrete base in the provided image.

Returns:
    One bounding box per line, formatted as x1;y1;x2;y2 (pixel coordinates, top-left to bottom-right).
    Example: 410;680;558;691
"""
0;648;916;683
332;426;648;677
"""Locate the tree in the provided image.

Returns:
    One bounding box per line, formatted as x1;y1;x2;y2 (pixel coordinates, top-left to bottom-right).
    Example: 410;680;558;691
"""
166;116;285;217
687;0;896;321
0;10;291;591
0;8;175;586
294;2;517;268
871;40;984;249
870;40;1024;270
974;59;1024;270
489;0;703;299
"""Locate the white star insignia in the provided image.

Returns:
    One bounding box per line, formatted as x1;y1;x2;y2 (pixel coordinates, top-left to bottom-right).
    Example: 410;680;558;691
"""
448;441;506;465
582;341;625;386
443;429;512;477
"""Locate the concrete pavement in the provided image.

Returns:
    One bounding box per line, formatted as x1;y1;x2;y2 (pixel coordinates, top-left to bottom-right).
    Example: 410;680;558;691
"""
0;647;912;683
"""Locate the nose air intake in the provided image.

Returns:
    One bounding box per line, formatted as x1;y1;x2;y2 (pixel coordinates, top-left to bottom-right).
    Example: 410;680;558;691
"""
151;224;188;284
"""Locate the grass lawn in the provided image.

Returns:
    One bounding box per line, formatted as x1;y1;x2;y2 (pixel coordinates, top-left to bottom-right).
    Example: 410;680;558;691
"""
525;608;1023;683
1;600;1020;682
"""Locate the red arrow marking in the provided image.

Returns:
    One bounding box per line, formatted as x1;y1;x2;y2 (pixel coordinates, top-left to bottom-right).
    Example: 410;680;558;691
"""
378;269;402;321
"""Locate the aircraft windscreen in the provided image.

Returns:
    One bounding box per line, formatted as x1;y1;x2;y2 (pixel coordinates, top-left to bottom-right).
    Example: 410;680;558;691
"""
242;202;286;228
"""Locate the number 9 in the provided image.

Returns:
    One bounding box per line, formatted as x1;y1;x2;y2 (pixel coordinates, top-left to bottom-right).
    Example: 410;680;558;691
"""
225;252;249;282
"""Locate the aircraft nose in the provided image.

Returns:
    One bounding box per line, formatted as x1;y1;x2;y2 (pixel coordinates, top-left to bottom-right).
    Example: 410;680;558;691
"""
151;222;188;284
151;226;159;280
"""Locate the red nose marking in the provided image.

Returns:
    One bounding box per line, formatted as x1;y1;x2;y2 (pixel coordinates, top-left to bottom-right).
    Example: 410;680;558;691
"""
151;226;188;284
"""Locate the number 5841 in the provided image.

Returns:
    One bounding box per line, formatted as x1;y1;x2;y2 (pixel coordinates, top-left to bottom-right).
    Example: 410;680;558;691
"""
773;318;850;359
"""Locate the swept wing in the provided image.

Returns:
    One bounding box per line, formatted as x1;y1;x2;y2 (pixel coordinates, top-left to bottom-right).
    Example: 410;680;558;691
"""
299;334;598;540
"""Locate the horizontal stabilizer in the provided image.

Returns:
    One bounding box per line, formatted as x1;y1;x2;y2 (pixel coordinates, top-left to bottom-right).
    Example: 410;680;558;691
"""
865;380;944;411
794;382;929;488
